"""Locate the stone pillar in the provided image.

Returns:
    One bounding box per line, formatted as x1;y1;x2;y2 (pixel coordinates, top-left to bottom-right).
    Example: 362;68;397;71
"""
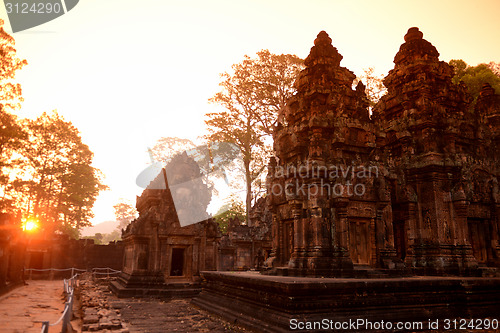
307;184;332;272
493;204;500;267
288;201;306;270
332;198;353;273
377;203;398;269
452;199;478;272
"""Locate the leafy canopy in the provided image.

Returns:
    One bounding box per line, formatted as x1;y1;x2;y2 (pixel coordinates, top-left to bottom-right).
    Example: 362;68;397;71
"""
449;59;500;100
205;50;303;225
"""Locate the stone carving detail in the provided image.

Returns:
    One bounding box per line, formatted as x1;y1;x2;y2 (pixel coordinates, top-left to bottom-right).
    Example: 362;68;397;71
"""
266;28;500;277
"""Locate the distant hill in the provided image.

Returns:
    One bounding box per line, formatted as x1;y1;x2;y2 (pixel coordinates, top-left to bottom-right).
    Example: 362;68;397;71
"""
81;220;119;237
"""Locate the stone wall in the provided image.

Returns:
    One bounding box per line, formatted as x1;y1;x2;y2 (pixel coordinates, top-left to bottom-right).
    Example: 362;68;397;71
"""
24;235;124;279
0;213;24;294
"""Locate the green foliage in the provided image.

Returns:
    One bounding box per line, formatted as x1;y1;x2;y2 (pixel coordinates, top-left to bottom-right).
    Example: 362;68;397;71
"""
214;198;246;234
206;50;303;224
449;59;500;100
103;230;121;243
83;229;121;245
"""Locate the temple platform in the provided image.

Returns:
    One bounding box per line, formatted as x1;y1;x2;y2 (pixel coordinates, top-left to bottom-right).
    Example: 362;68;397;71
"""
110;272;201;298
192;271;500;332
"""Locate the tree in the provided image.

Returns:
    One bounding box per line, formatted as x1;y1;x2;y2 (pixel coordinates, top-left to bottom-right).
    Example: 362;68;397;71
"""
0;19;27;112
354;67;387;108
214;197;246;234
113;199;138;230
150;137;195;165
449;59;500;101
0;19;27;210
149;137;241;199
10;111;106;235
102;230;121;244
206;50;303;225
93;233;104;245
0;111;25;210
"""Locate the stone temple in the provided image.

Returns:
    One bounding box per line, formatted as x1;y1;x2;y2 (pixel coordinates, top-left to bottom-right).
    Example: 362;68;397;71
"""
264;28;500;277
193;28;500;331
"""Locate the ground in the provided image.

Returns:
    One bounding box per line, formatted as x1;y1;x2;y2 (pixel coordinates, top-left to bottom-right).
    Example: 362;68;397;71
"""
112;298;244;333
0;279;244;332
0;280;66;332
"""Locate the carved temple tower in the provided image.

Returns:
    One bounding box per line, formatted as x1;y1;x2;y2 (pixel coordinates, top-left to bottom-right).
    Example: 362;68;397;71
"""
267;31;398;276
267;28;500;277
374;27;499;274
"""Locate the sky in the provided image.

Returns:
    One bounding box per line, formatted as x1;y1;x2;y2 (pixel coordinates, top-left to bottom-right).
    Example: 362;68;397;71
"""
1;0;499;225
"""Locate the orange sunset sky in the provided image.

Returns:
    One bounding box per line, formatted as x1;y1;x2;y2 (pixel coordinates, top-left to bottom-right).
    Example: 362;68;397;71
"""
1;0;499;225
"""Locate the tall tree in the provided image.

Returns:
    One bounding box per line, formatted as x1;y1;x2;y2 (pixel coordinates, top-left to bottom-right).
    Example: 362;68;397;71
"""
449;59;500;100
11;112;106;235
0;19;27;210
206;50;303;225
113;199;138;230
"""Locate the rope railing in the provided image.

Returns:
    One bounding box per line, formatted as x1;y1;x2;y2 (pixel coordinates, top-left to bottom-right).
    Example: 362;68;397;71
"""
24;267;87;280
36;267;121;332
91;267;122;279
39;272;78;333
25;268;87;272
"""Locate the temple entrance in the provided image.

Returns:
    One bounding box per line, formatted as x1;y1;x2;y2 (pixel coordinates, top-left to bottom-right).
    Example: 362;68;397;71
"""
467;219;490;264
393;220;407;260
349;220;371;265
170;248;185;276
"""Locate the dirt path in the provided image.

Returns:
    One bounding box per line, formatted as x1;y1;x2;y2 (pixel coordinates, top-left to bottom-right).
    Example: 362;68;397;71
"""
112;297;244;333
0;280;66;333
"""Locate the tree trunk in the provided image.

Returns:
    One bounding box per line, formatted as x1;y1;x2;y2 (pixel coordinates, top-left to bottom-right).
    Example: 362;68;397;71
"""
244;155;252;227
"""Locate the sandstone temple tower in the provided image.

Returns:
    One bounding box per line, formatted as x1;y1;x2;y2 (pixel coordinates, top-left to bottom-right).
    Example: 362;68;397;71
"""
267;28;500;277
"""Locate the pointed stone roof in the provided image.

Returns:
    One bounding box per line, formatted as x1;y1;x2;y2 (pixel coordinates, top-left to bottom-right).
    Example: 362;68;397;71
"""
304;31;343;67
393;27;439;68
294;31;355;95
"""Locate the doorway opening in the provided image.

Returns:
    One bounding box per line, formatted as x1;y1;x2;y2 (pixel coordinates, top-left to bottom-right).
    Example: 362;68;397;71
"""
170;248;185;276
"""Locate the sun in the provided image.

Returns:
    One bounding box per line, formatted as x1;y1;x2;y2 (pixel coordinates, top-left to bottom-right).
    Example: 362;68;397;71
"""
22;219;39;232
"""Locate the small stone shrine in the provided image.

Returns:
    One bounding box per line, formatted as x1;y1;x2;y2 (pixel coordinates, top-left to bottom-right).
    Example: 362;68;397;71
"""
111;153;220;297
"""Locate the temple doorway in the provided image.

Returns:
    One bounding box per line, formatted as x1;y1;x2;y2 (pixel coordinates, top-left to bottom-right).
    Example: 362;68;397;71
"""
349;220;371;265
170;248;185;276
467;219;490;264
393;220;407;260
284;221;293;265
